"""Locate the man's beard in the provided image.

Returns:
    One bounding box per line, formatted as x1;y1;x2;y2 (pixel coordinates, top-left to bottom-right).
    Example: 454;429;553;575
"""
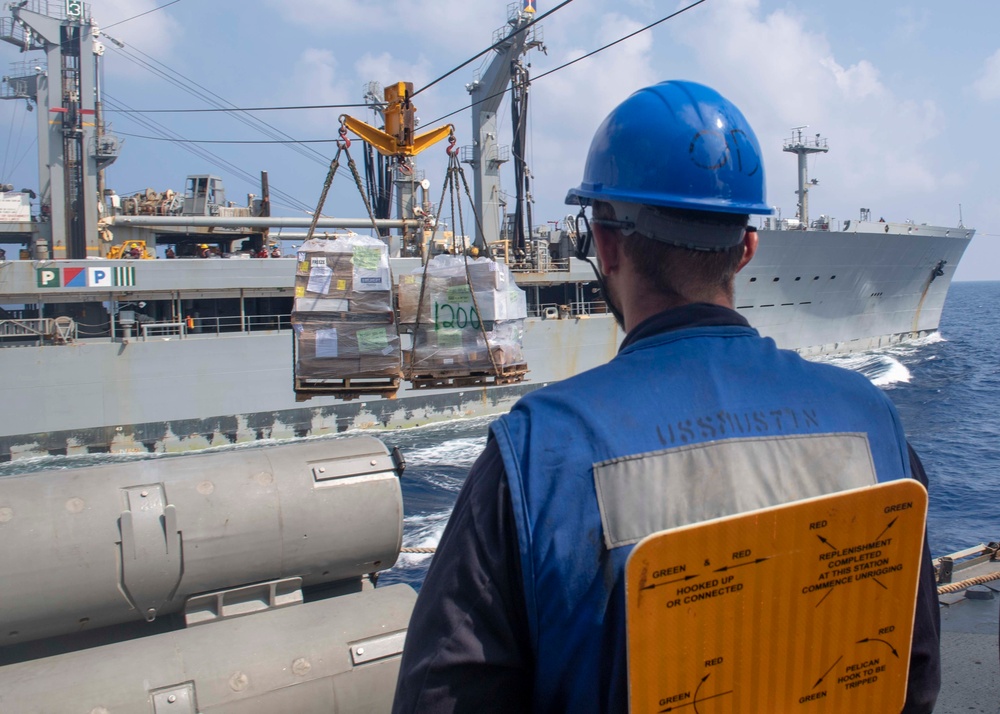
599;272;626;331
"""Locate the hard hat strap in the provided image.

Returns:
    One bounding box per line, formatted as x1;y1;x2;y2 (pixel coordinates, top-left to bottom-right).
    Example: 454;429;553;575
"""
573;207;626;330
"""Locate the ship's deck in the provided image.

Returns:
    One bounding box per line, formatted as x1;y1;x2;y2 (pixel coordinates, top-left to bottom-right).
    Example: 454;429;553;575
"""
935;544;1000;712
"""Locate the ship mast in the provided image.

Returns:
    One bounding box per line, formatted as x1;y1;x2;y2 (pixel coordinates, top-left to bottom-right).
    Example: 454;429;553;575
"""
782;127;828;229
463;1;544;248
0;1;120;259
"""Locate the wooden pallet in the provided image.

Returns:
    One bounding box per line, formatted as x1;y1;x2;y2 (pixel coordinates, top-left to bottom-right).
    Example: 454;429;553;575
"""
407;363;529;390
294;376;400;401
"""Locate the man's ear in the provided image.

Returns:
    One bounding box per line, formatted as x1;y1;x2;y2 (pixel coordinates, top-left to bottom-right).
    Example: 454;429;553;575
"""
593;224;622;275
736;228;758;273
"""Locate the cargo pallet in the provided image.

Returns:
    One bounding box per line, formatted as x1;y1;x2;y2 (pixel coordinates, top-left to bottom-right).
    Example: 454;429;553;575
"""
294;376;400;401
407;364;529;390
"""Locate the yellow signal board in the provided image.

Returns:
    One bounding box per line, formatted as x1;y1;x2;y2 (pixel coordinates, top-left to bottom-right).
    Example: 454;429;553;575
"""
625;480;927;713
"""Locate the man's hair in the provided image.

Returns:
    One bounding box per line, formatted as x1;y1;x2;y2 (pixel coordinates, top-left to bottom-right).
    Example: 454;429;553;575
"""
592;201;747;304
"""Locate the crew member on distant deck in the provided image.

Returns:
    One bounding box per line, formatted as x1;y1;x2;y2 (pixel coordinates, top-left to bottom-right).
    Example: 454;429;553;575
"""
165;246;176;259
392;81;941;714
0;247;6;261
270;245;281;258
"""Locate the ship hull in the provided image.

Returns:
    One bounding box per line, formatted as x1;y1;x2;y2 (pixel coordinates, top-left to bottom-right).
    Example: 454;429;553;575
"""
0;223;972;461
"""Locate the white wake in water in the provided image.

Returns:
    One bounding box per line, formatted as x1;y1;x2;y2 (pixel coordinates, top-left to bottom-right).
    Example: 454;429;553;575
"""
398;510;452;565
401;436;488;469
813;332;946;388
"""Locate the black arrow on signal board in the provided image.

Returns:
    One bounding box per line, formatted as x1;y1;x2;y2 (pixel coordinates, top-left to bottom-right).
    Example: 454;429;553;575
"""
714;557;770;573
858;637;899;658
872;517;897;543
641;573;699;591
813;655;843;689
816;534;838;551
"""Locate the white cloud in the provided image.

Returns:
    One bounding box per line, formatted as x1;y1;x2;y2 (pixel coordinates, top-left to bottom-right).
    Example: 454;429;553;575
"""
262;0;498;55
819;57;883;101
525;7;659;217
667;0;950;221
971;49;1000;101
94;0;181;69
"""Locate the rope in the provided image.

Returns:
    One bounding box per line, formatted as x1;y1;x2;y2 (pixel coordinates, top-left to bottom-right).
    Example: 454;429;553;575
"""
401;546;437;554
937;570;1000;595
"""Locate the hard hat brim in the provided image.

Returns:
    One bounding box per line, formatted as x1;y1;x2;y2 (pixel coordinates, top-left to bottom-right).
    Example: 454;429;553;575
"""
565;186;773;216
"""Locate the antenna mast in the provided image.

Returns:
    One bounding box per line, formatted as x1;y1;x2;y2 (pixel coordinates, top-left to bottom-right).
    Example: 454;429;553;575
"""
782;127;828;229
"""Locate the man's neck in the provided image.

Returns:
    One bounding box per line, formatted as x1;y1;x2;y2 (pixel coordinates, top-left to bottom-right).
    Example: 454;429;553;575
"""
621;290;734;333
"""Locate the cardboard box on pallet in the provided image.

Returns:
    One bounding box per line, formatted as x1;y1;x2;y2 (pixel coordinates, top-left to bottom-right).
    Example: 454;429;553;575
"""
294;316;402;380
408;319;525;373
293;234;393;315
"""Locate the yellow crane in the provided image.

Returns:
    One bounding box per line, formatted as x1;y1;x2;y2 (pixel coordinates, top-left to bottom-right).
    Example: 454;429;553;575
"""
341;82;453;159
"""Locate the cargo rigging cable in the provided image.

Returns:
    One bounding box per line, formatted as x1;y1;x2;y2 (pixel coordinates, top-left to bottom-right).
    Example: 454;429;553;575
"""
423;0;709;126
410;0;577;98
106;0;707;136
408;136;508;383
97;0;708;221
103;94;315;215
108;44;334;169
102;0;182;30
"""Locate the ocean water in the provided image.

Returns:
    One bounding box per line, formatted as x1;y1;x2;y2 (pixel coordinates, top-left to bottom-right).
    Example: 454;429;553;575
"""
2;282;997;592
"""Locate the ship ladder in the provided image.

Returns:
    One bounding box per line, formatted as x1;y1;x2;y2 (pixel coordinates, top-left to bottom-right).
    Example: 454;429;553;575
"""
406;137;528;391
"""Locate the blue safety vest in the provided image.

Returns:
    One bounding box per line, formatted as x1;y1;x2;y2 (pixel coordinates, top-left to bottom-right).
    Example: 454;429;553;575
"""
491;322;912;712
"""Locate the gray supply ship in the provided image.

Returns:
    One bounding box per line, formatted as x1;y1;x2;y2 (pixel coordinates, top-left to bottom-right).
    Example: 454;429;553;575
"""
0;1;974;463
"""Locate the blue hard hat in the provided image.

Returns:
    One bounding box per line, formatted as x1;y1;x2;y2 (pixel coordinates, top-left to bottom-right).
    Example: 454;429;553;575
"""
566;80;773;215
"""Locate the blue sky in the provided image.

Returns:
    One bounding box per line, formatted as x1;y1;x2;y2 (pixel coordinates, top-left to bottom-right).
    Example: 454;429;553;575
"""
1;0;998;279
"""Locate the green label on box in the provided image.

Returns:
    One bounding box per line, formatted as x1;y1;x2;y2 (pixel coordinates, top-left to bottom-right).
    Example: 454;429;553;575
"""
437;329;463;349
352;246;382;270
446;285;472;302
357;327;389;353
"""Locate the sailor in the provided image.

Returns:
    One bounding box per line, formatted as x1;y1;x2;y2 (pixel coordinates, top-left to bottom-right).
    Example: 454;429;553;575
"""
391;81;941;714
165;246;176;259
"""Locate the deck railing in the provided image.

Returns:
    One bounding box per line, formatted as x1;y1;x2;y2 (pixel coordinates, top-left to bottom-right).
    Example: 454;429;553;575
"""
0;317;76;343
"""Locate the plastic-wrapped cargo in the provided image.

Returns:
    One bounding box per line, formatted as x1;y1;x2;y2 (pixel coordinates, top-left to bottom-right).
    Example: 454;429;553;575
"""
291;235;401;388
294;315;402;381
400;255;527;375
294;234;394;315
398;255;527;327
